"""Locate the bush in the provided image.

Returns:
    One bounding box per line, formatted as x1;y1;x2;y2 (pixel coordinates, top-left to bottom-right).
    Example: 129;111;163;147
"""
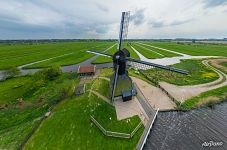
34;66;62;81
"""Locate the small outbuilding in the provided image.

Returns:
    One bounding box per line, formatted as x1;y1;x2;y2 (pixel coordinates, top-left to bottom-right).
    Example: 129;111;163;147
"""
77;65;96;77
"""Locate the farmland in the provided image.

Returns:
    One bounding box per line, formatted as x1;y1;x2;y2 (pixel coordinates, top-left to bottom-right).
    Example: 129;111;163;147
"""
141;41;227;56
0;41;114;70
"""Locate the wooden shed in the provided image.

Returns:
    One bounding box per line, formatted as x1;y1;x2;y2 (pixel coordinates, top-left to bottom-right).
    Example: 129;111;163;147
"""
77;65;96;76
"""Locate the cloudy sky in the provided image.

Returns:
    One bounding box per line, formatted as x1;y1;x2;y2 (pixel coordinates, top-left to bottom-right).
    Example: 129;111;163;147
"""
0;0;227;39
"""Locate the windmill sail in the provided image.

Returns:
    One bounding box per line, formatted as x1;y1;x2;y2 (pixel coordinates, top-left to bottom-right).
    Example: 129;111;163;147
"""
111;64;119;102
87;50;112;57
127;57;189;75
118;11;130;51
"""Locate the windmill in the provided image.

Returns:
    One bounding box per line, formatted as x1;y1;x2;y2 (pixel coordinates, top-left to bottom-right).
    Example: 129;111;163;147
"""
87;11;188;103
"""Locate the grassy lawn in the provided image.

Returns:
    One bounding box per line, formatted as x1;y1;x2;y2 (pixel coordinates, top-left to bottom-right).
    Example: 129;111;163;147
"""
141;59;219;85
142;41;227;56
93;96;141;133
132;44;164;59
181;85;227;110
24;94;143;150
0;41;113;70
92;79;110;98
0;69;79;149
134;43;180;57
0;76;32;105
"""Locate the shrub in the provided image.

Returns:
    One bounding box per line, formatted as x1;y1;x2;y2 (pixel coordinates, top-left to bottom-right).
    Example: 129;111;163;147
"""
34;66;62;81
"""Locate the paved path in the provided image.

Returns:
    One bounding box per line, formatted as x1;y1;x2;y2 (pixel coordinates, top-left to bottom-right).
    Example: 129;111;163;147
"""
131;77;176;110
159;59;227;102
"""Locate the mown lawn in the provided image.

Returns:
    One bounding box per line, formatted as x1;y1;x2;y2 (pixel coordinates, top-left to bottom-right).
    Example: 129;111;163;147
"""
0;69;78;149
134;43;180;57
132;44;164;59
141;59;219;85
24;94;144;150
142;41;227;56
0;41;113;70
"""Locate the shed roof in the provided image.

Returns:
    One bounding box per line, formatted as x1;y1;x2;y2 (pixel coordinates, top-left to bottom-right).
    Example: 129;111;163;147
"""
78;65;96;74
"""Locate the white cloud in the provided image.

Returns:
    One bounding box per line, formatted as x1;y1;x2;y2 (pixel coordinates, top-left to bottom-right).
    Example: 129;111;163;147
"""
0;0;226;39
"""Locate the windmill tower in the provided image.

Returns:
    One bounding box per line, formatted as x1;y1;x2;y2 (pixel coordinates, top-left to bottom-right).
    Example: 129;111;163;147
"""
87;11;188;103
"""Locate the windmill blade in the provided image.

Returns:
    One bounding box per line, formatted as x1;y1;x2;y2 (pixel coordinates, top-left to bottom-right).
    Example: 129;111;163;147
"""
86;50;112;58
127;57;189;75
118;11;130;51
111;64;119;103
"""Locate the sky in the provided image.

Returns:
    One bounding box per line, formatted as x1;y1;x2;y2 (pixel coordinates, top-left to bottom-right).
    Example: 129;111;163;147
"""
0;0;227;39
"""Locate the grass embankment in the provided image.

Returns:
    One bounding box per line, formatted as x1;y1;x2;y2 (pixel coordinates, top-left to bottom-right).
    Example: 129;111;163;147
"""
142;41;227;56
92;79;110;98
92;43;140;64
180;61;227;110
141;59;218;85
181;86;227;110
134;43;180;57
0;68;78;149
0;41;113;70
24;94;143;150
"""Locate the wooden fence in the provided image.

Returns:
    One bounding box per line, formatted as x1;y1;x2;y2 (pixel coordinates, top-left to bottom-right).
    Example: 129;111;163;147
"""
90;116;143;139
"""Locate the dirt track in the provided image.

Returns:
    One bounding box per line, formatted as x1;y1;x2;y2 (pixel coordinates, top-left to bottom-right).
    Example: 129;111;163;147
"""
160;59;227;102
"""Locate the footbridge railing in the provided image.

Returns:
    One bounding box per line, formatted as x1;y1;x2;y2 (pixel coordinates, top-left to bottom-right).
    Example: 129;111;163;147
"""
136;109;159;150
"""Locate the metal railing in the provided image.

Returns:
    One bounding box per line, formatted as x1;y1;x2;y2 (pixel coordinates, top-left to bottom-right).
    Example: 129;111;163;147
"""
136;109;159;150
90;116;143;139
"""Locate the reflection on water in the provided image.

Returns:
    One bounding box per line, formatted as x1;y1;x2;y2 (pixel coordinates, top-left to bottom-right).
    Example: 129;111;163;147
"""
144;103;227;150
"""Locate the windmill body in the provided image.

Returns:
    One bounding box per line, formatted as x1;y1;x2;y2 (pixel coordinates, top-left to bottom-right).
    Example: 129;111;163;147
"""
87;11;189;103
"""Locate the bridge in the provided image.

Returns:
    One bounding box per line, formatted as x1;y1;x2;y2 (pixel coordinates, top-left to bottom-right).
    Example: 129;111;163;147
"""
134;83;159;150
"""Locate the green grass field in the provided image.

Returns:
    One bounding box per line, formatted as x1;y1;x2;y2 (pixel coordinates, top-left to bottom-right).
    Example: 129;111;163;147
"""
24;94;143;150
131;44;164;59
0;69;78;149
133;43;180;57
142;41;227;56
0;41;114;70
141;59;219;85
